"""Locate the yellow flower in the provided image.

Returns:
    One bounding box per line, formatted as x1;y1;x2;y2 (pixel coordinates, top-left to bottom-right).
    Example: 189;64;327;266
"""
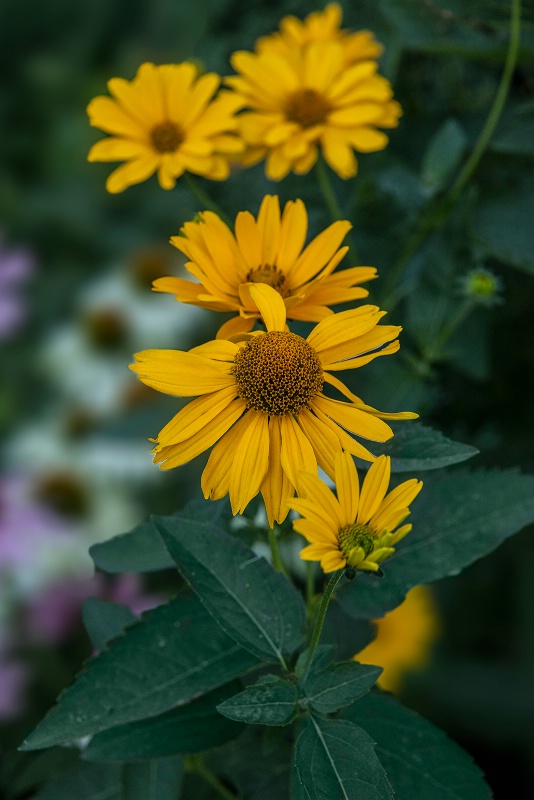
130;285;416;526
291;451;422;573
355;585;439;693
256;3;383;66
87;62;244;193
225;40;401;180
154;195;377;338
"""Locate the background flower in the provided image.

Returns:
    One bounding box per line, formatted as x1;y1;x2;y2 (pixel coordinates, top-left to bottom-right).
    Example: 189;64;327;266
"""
0;233;35;340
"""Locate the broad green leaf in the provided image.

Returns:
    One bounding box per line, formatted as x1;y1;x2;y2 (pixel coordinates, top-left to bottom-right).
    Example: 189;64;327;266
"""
301;661;382;715
421;118;467;193
217;676;298;726
82;599;137;650
154;515;306;664
84;683;244;761
122;757;184;800
22;593;258;751
338;469;534;619
291;717;394;800
89;499;227;573
491;104;534;156
346;693;491;799
361;423;478;472
33;762;121;800
472;185;534;274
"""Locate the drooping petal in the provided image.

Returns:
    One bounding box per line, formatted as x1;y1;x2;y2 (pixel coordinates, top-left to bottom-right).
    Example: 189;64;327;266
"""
279;414;317;491
261;416;294;526
241;283;287;331
229;411;270;514
130;349;235;396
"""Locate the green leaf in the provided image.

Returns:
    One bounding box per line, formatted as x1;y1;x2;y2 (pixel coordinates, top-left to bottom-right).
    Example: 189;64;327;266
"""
89;499;227;573
360;423;478;472
346;693;491;799
217;676;298;726
33;762;122;800
301;661;382;715
291;717;394;800
472;184;534;274
22;593;258;751
122;757;184;800
154;515;306;665
421;118;467;193
84;683;244;761
82;599;137;650
338;468;534;619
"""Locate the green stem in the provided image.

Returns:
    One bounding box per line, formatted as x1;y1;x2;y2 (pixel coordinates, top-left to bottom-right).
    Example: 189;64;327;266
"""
315;158;359;261
381;0;521;311
305;561;316;616
191;760;237;800
301;570;344;682
184;173;231;225
423;299;474;363
268;526;289;578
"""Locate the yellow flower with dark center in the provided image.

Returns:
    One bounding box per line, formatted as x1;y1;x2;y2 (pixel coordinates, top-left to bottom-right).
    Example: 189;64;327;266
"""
154;195;376;338
256;3;383;66
355;585;439;693
87;62;244;193
130;285;416;526
291;450;422;573
225;40;401;180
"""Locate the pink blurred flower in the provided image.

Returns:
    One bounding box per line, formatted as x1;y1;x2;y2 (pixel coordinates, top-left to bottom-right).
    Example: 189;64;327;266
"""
0;233;35;339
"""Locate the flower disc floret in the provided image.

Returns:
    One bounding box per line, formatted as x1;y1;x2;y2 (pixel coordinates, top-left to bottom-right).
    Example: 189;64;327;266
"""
284;89;331;128
246;264;289;297
338;523;375;559
234;331;323;415
150;121;184;153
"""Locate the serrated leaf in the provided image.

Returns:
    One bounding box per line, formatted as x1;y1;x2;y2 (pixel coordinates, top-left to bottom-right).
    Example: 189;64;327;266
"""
360;423;478;472
338;468;534;619
33;762;121;800
421;118;467;192
84;683;244;761
291;717;394;800
89;499;227;573
346;693;491;799
122;757;184;800
217;676;298;726
22;593;258;751
82;599;137;650
154;515;306;665
302;661;382;715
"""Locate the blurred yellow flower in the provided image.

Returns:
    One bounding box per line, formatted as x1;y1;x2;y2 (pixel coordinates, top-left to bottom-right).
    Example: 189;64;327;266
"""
226;39;401;180
256;3;383;66
130;285;415;526
87;62;243;193
154;195;376;338
291;451;422;573
356;585;439;693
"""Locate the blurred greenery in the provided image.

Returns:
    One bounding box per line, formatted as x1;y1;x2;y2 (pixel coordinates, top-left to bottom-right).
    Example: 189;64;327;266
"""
1;0;534;796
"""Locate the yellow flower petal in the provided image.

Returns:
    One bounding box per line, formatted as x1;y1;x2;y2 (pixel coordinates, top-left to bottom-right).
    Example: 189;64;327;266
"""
261;417;294;526
313;395;393;443
157;386;239;446
229;411;270;514
130;349;235;396
105;155;161;193
335;450;360;527
257;195;281;266
358;456;391;523
241;283;287;331
201;414;251;500
279;414;317;491
216;315;256;340
287;220;351;286
298;472;345;531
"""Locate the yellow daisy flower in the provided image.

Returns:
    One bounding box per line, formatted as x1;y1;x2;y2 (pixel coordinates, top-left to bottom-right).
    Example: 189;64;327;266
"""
291;450;422;573
87;62;244;193
153;194;377;338
225;40;401;180
130;285;416;526
355;585;439;693
256;3;383;66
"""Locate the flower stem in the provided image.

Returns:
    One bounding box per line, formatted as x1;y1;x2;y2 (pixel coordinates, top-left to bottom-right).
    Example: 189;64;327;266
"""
305;561;316;616
301;569;344;682
190;759;237;800
423;298;475;364
315;158;359;261
381;0;522;311
268;526;288;578
184;173;231;225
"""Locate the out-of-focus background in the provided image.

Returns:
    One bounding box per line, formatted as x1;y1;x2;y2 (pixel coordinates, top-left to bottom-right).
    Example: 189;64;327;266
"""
1;0;534;796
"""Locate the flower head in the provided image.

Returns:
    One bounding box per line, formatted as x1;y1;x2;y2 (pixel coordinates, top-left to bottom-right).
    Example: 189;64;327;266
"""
291;450;422;573
226;39;401;180
256;3;383;66
130;285;416;525
355;585;439;692
87;62;244;193
154;195;376;337
458;267;503;307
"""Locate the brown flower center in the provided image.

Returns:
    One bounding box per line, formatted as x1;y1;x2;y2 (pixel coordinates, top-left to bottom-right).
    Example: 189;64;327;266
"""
150;121;184;153
284;88;331;128
35;473;89;518
245;264;289;298
338;523;375;560
233;331;323;416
